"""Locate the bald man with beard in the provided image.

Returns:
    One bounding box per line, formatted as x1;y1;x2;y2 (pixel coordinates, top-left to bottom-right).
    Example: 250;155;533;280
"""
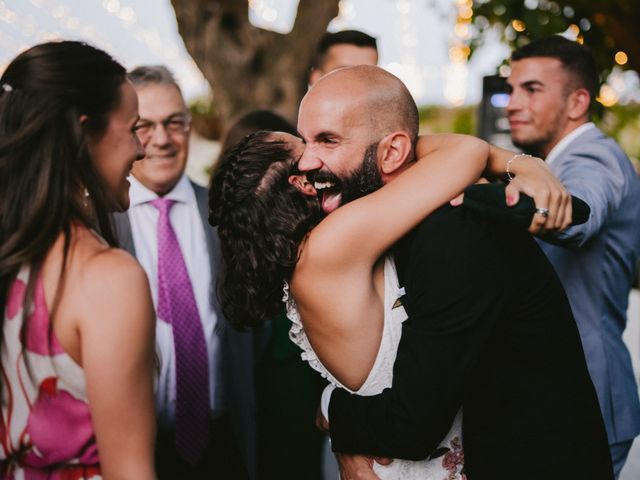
295;65;613;480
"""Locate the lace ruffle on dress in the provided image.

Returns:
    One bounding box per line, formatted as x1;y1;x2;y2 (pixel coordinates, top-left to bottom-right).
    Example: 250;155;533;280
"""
284;256;464;480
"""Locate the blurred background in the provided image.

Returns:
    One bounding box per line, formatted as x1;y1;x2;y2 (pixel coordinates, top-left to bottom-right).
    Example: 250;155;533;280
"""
1;0;638;184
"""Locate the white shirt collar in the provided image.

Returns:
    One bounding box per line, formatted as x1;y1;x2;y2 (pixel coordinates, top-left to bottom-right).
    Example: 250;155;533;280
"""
545;122;596;166
128;173;194;207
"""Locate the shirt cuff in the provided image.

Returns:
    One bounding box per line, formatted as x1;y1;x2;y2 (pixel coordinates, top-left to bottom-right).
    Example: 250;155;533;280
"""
320;384;336;423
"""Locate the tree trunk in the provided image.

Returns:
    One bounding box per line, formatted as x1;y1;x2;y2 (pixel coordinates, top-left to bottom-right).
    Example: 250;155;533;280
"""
170;0;339;133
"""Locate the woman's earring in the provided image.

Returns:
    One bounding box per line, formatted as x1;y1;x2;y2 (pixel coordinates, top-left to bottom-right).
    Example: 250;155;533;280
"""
83;187;90;207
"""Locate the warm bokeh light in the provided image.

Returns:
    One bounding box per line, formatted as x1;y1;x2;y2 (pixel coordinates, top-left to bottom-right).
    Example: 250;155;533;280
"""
454;22;471;39
499;65;511;77
459;6;473;20
615;51;629;66
511;19;526;32
597;85;619;107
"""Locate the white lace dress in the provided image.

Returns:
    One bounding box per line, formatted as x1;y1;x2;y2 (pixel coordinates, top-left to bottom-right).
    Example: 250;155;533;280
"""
284;256;464;480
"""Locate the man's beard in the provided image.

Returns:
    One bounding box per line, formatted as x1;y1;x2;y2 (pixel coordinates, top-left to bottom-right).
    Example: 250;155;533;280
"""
340;142;384;205
511;135;548;158
305;142;384;213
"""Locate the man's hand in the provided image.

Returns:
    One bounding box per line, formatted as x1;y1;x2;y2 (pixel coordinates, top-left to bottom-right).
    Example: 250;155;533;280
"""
506;155;572;234
336;453;382;480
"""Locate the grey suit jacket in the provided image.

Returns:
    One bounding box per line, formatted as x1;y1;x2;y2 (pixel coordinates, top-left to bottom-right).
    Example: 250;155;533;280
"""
113;181;258;479
538;125;640;444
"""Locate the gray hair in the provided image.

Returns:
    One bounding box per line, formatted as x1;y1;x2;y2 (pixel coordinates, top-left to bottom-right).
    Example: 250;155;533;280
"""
127;65;182;95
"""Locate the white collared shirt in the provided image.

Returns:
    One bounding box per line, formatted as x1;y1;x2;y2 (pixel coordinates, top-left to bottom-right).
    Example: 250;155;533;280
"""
127;174;220;428
545;122;596;166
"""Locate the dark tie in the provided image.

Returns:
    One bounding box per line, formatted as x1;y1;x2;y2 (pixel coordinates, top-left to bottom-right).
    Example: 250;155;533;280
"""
151;197;210;465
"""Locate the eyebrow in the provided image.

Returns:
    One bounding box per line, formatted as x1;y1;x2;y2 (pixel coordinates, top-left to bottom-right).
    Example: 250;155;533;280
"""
315;131;341;142
520;80;544;88
138;112;187;122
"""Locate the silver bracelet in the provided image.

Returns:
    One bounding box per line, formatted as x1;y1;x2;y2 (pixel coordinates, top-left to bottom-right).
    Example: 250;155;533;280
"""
506;153;531;181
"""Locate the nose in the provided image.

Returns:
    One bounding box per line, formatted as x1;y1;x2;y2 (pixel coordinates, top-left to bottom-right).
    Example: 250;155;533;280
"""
150;122;171;146
297;146;322;172
505;90;520;115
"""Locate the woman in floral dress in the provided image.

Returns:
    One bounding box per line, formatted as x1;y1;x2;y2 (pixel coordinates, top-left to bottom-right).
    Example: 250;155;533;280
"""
0;41;156;479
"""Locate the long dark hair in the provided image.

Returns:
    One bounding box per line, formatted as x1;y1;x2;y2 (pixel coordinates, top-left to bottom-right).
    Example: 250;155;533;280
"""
210;131;322;330
0;41;127;357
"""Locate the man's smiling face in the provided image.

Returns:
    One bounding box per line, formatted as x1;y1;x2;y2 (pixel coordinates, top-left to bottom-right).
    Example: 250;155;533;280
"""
296;80;381;214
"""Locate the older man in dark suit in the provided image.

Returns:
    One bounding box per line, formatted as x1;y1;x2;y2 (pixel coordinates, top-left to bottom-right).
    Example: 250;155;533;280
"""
113;66;258;479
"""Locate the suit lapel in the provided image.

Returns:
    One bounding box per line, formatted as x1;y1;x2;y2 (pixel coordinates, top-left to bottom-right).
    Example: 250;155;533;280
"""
112;211;136;256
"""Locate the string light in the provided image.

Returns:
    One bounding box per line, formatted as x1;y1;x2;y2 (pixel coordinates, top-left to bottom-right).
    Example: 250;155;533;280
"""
511;19;526;32
0;0;207;100
615;51;628;66
389;0;425;100
444;0;473;105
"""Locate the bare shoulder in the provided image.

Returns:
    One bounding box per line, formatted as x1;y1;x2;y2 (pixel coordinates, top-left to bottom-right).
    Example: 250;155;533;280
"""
70;228;151;308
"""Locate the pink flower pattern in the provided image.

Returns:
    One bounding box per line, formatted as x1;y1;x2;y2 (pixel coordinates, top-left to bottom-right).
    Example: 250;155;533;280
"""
441;436;465;480
1;271;101;478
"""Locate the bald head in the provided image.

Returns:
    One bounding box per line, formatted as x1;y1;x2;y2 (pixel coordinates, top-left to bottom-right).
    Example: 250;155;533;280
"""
304;65;419;149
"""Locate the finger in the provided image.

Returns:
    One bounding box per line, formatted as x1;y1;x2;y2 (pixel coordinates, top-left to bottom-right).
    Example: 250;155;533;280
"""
529;186;551;232
544;188;561;231
529;205;550;234
450;192;464;207
504;181;520;207
557;191;572;230
374;456;394;465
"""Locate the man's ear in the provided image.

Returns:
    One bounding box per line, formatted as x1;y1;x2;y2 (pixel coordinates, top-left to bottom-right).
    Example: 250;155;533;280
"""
288;175;317;196
377;131;412;176
308;68;322;87
567;88;590;120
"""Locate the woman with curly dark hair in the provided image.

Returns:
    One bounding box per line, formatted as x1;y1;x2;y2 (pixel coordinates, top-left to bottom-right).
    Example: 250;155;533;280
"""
0;41;156;478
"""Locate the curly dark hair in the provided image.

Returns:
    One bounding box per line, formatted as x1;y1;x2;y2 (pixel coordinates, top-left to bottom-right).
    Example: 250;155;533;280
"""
210;131;322;330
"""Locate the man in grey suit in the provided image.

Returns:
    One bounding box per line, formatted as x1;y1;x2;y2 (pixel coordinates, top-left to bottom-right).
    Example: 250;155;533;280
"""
113;66;257;479
507;36;640;478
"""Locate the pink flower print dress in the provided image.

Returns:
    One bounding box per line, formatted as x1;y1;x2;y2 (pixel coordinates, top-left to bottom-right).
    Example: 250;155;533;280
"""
1;267;101;479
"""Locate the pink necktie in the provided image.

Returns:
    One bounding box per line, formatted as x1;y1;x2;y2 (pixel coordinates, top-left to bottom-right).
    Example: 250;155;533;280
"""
151;197;210;465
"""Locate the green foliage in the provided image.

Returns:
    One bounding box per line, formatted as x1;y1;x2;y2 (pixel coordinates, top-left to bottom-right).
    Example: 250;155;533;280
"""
470;0;638;76
418;105;476;135
418;103;640;170
598;103;640;168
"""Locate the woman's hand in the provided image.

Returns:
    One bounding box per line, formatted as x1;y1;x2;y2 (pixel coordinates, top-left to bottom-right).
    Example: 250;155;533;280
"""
505;154;572;234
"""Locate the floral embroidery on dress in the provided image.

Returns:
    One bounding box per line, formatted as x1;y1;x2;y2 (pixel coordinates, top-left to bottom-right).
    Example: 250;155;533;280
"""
440;436;465;480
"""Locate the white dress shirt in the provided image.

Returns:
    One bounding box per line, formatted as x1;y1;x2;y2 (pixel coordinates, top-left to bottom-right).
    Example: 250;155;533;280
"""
545;122;596;167
128;174;220;428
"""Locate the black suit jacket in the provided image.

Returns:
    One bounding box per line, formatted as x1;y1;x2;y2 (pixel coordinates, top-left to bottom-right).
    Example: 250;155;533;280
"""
328;205;612;479
112;182;261;479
